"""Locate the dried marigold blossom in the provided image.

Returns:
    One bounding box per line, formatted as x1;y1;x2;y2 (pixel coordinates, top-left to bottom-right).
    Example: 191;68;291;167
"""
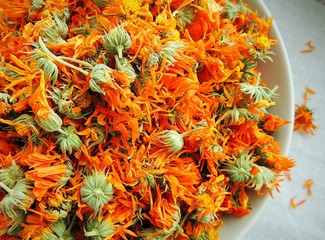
294;87;317;134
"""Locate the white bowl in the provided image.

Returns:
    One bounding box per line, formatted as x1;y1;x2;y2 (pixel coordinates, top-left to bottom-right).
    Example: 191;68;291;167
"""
218;1;294;239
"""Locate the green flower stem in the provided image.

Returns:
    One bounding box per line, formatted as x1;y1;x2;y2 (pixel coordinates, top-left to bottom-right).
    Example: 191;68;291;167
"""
66;213;77;234
0;181;12;193
116;45;124;59
181;127;203;137
38;37;89;76
59;56;94;69
114;55;122;69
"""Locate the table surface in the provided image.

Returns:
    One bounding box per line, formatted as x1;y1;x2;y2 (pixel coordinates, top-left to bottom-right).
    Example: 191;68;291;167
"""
242;0;325;240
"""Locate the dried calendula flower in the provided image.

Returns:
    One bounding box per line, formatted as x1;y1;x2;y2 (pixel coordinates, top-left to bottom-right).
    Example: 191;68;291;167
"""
254;34;271;50
247;164;276;191
222;104;253;124
42;12;69;44
29;0;45;12
3;209;26;237
89;64;114;94
36;57;59;83
80;170;114;213
48;85;86;119
222;0;248;21
159;41;185;65
56;125;82;155
12;114;39;137
173;5;195;28
159;128;202;153
0;161;25;189
240;73;278;103
37;108;63;133
294;87;317;134
103;25;132;59
222;151;253;183
84;217;115;239
40;218;74;240
0;0;299;238
0;92;13;115
0;179;33;218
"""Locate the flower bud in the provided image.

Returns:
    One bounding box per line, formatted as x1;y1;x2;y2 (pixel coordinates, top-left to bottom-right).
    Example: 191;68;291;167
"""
36;108;63;132
0;179;33;218
103;25;132;59
56;125;82;155
221;151;253;184
247;165;276;190
13;113;39;137
84;218;115;239
80;170;114;213
173;5;195;28
37;57;58;83
0;161;25;189
90;64;114;94
159;130;184;153
41;219;74;240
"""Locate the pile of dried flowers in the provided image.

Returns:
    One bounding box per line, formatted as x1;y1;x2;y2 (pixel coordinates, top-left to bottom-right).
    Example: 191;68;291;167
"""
0;0;295;239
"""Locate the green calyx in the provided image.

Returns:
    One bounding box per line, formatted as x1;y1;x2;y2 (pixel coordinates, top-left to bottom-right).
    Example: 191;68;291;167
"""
0;161;25;189
84;218;115;239
102;25;132;59
56;125;82;155
80;170;114;213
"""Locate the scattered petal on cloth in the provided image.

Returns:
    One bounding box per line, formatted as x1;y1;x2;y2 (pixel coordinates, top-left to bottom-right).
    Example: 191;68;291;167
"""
243;0;325;239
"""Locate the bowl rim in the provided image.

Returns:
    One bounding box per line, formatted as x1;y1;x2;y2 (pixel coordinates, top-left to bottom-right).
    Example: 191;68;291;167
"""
218;0;294;239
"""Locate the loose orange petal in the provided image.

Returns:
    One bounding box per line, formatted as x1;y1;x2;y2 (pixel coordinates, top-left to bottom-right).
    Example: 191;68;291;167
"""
303;179;314;196
290;197;307;209
301;40;315;53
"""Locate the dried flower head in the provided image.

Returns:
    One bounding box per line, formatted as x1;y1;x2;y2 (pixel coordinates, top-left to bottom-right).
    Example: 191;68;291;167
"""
247;165;276;190
36;108;63;133
0;179;33;218
0;161;25;189
103;25;132;59
37;57;59;83
240;73;278;103
222;151;253;183
223;104;253;124
56;125;82;155
80;170;114;213
159;128;202;153
0;92;13;115
221;0;248;21
42;12;68;44
159;41;185;65
30;0;45;12
48;85;85;119
159;130;184;153
1;209;26;236
41;218;74;240
84;217;115;239
294;87;317;134
173;6;195;28
90;64;114;94
12;114;39;138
